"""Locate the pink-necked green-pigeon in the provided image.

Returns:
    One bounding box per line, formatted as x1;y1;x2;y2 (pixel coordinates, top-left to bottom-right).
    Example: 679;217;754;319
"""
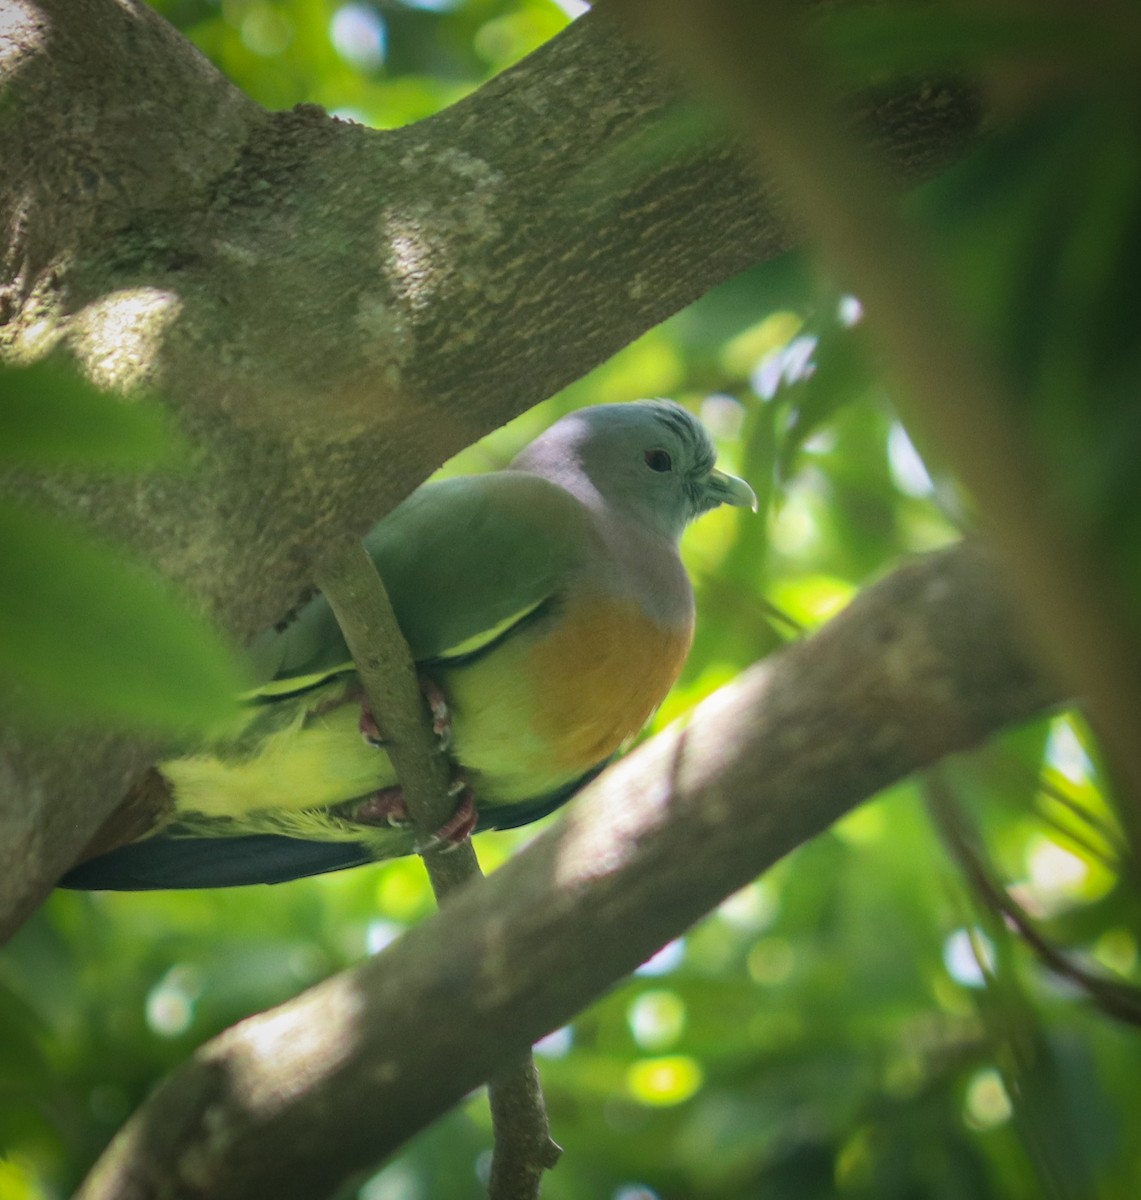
62;400;755;889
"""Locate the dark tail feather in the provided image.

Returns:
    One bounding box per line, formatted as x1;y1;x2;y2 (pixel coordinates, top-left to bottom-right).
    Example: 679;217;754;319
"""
58;833;375;890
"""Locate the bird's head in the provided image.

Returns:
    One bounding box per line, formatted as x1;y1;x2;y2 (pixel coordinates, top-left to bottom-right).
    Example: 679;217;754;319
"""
512;400;757;542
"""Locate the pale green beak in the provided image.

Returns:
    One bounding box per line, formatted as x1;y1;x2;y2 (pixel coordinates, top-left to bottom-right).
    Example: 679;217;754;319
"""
705;467;758;512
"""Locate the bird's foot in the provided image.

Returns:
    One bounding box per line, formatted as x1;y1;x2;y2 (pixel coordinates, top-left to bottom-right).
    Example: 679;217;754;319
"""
357;678;450;750
358;702;384;747
351;782;477;851
353;785;410;827
416;784;477;853
419;674;452;749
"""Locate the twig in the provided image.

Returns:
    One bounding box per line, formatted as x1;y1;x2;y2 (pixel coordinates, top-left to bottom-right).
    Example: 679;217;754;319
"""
925;770;1141;1027
316;538;561;1196
1036;774;1131;869
983;749;1127;871
488;1055;563;1198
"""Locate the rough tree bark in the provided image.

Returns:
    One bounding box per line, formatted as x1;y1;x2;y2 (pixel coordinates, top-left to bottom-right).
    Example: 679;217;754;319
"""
0;0;982;937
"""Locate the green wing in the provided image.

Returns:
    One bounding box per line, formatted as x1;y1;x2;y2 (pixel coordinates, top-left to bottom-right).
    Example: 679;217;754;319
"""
246;471;590;696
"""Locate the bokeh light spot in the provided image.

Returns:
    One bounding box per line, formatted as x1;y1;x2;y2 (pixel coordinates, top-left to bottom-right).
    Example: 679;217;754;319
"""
534;1026;573;1059
943;928;994;988
360;1161;423;1200
145;964;202;1037
721;311;802;378
625;1056;703;1107
751;334;818;401
331;4;387;70
628;989;686;1052
1094;927;1138;976
1045;717;1092;783
747;937;795;986
718;880;777;932
887;422;934;497
838;294;864;326
240;4;292;56
964;1067;1013;1130
636;938;684;977
1026;836;1089;898
699;392;746;441
366;918;404;955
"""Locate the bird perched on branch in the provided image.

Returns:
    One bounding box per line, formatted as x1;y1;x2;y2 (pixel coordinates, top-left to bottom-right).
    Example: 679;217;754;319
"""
62;400;755;890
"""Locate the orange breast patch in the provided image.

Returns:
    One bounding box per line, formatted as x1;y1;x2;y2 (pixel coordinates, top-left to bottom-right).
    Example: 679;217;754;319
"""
526;592;693;771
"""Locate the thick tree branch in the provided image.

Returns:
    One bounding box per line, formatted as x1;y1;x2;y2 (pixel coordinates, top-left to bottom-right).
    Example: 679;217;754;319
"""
75;543;1061;1200
315;541;559;1196
0;0;982;936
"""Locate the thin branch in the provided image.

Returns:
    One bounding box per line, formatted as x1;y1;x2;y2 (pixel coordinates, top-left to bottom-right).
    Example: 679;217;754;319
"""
983;750;1127;873
1036;774;1131;869
925;771;1141;1027
487;1055;563;1200
315;540;560;1197
315;540;475;889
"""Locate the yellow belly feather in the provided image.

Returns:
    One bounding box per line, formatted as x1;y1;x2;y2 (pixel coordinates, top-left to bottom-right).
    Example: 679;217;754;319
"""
163;593;690;832
163;683;396;821
443;592;692;802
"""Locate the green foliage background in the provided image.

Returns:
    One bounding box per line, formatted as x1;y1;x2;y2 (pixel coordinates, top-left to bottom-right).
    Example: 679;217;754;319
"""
1;3;1139;1198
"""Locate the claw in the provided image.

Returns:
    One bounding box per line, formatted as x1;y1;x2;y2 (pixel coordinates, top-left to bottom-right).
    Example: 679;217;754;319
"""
353;786;409;826
419;675;452;749
416;786;477;852
352;782;477;850
359;703;385;747
358;681;449;750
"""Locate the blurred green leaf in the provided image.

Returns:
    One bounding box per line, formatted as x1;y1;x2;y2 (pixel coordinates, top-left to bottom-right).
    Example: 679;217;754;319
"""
776;320;879;479
920;93;1141;614
820;4;1127;79
0;502;243;736
0;362;173;469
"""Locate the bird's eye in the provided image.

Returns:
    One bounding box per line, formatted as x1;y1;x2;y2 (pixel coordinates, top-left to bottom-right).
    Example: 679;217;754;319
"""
644;449;673;473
